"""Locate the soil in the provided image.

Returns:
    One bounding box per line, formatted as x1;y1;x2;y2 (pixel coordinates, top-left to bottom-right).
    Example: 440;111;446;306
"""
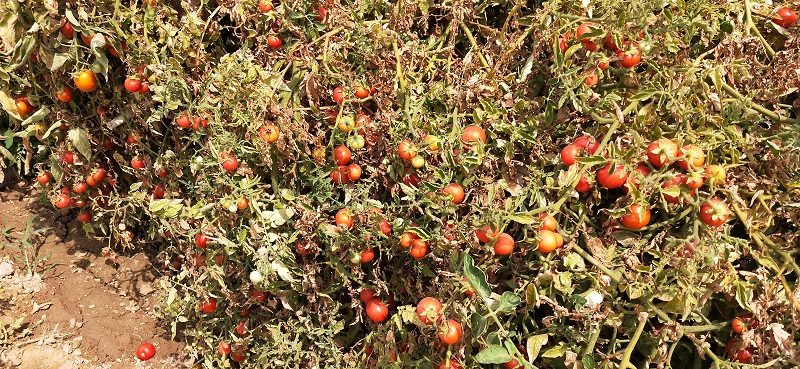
0;183;190;369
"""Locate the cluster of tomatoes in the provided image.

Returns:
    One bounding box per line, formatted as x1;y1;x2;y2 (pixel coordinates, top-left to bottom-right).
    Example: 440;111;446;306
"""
725;314;760;363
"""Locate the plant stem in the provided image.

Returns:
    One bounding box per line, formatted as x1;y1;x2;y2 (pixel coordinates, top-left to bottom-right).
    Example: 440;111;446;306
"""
460;23;490;68
743;0;775;57
619;313;648;369
720;82;795;123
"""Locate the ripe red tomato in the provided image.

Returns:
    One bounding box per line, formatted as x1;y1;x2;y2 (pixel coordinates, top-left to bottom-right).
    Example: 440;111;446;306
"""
56;86;74;103
537;229;558;253
126;133;139;145
585;72;599;87
442;183;465;204
92;168;107;182
235;321;248;336
647;138;678;168
438;359;462;369
575;23;598;51
438;319;463;345
493;233;515;256
699;197;730;227
77;210;92;223
677;144;705;170
61;151;75;164
138;82;150;93
617;47;642;68
604;34;619;51
60;21;74;39
399;232;417;247
335;209;354;229
620;204;651;230
354;86;370;99
504;359;521;369
540;214;558;231
195;233;209;249
461;125;487;144
597;57;610;70
176;114;192;129
379;219;392;236
72;181;88;194
250;288;267;303
725;338;753;363
332;86;344;104
685;172;704;189
731;317;747;334
54;194;71;209
135;342;156;361
36;172;51;185
572;135;600;155
475;224;500;243
347;163;362;181
416;297;443;325
625;163;651;192
315;6;327;22
366;299;389;322
772;7;798;28
258;1;273;12
131;156;146;170
267;35;283;49
360;248;375;264
409;239;428;259
560;144;582;166
124;77;141;92
221;154;239;173
330;165;350;184
575;175;593;193
662;174;690;204
397;139;417;161
334;145;352;165
360;288;377;303
199;298;217;314
217;341;231;356
402;172;421;187
596;162;629;189
231;348;247;363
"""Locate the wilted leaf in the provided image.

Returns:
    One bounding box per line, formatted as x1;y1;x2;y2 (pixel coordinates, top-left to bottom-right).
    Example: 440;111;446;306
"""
474;345;512;364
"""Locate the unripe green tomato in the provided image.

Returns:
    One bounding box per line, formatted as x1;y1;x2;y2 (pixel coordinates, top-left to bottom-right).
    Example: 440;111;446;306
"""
350;252;361;265
411;155;425;168
249;270;263;284
347;135;365;150
90;62;103;74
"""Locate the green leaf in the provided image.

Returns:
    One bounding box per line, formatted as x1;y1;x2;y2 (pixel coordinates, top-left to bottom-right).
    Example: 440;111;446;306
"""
474;345;512;364
526;334;548;361
67;128;92;162
8;34;35;71
574;155;606;165
41;121;63;140
496;292;521;314
541;342;567;358
582;355;596;369
64;10;81;29
148;199;184;219
508;212;535;225
735;281;753;310
470;312;487;337
19;106;50;127
462;253;491;299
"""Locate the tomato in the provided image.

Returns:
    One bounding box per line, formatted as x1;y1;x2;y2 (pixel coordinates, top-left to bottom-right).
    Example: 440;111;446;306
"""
195;233;209;249
330;166;350;184
704;165;726;185
646;139;678;168
438;319;463;345
620;204;651;230
699;197;730;227
366;299;389;322
662;174;691;204
438;359;462;369
493;233;515;256
237;197;249;210
604;34;619;52
267;35;283;49
315;6;327;22
222;154;239;173
217;341;231;356
332;86;344;104
402;172;421;187
61;151;75;164
379;219;392;236
53;193;71;209
333;145;352;165
625;163;651;192
36;172;51;185
199;298;217;314
573;135;600;155
347;163;362;181
540;214;557;231
731;317;747;334
77;210;92;223
475;224;500;243
585;72;599;87
410;155;425;169
360;248;375;264
135;342;156;361
250;288;267;303
56;86;73;103
354;86;370;99
461;125;487;144
422;135;440;151
575;175;593;193
92;168;107;182
399;231;417;247
398;139;417;161
677;144;704;170
617;46;642;68
772;7;798;28
15;97;33;117
554;232;564;248
235;321;248;336
442;183;465;204
60;21;74;39
74;70;98;92
124;77;141;93
560;144;582;166
258;1;273;12
537;230;558;253
596;162;629;189
360;288;377;303
504;359;521;369
416;297;443;325
558;35;569;53
576;23;598;51
259;124;280;143
72;181;88;194
138;82;150;93
725;338;753;363
335;208;354;229
126;133;139;145
597;57;610;70
131;156;146;170
410;239;428;259
231;348;247;363
685;171;703;189
176;114;191;128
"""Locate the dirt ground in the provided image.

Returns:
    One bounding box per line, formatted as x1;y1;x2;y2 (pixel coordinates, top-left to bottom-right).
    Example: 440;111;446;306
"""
0;183;190;369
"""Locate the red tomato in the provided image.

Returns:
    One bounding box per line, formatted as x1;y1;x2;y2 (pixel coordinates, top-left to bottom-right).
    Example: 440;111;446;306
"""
409;239;429;259
54;194;71;209
332;86;344;104
354;86;370;99
258;1;273;12
61;151;75;164
537;229;559;253
347;163;362;181
475;224;500;243
176;114;192;128
360;288;377;303
217;341;231;356
575;23;598;51
250;288;267;303
315;6;327;22
504;359;521;369
360;248;375;264
138;82;150;93
725;338;753;363
662;174;691;204
416;297;443;325
222;154;239;173
397;139;418;161
92;168;107;182
135;342;156;361
60;21;74;39
195;233;209;249
235;321;248;336
36;172;51;185
379;219;392;236
334;145;352;165
438;319;463;345
699;197;730;227
366;299;389;322
772;7;798;28
604;34;619;51
77;210;92;223
267;35;283;49
625;163;651;192
540;214;558;231
560;144;582;166
56;86;74;103
442;183;465;204
617;46;642;68
493;233;515;256
677;144;705;170
399;232;417;247
573;135;600;155
597;57;610;70
199;298;217;314
685;172;704;189
72;181;88;194
575;175;593;193
124;77;141;92
330;165;350;184
231;348;247;363
620;204;651;230
131;156;146;170
596;162;629;189
731;317;747;334
335;209;353;229
646;139;678;168
461;125;487;144
584;72;599;87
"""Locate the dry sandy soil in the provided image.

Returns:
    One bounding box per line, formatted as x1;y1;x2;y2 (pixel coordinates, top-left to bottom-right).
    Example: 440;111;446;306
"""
0;182;190;369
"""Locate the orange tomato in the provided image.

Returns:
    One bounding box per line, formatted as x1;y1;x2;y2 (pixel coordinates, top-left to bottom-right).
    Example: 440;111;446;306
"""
74;69;98;92
442;183;465;204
